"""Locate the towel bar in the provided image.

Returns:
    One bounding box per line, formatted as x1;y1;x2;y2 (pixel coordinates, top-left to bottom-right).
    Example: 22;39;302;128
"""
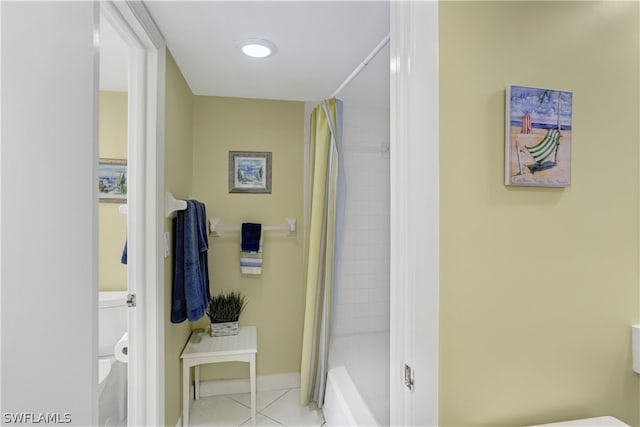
209;217;296;237
165;192;187;218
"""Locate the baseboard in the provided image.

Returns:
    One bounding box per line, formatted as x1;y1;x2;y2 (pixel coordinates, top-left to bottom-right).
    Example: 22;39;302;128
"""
197;372;300;397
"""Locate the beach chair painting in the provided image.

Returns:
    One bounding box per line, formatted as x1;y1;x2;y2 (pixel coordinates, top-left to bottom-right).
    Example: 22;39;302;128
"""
505;85;572;187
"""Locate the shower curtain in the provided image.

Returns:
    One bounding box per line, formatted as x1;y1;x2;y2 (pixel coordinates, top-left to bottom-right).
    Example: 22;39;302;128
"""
300;98;344;407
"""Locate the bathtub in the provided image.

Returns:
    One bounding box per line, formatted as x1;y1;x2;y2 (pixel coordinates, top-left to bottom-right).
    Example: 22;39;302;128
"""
324;332;389;426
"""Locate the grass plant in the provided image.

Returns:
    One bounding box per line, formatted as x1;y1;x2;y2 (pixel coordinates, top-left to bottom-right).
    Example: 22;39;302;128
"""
206;291;247;323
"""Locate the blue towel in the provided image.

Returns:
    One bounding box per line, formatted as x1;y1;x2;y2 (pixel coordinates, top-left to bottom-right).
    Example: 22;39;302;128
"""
171;200;211;323
120;241;127;265
241;223;262;252
240;257;263;267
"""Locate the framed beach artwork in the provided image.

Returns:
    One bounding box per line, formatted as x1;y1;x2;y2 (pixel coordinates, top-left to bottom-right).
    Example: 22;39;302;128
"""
229;151;272;193
505;85;573;187
98;158;127;203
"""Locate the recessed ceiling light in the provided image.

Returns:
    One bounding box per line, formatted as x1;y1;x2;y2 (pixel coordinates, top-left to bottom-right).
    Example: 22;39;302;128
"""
239;38;277;58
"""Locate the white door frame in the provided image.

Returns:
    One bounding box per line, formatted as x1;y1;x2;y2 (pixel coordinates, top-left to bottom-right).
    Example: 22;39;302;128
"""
389;1;439;426
101;2;166;425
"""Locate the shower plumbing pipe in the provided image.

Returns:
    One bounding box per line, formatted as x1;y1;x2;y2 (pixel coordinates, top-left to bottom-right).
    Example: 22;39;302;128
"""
330;33;391;99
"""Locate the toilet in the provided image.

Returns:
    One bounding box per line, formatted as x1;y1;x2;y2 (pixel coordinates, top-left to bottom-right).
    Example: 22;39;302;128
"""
529;416;630;426
98;291;128;427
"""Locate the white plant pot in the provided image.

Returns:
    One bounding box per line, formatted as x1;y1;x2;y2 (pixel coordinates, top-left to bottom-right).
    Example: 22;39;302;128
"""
210;321;239;337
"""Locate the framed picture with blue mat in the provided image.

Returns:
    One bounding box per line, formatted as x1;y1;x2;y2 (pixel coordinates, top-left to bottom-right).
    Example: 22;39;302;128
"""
229;151;272;193
98;158;127;202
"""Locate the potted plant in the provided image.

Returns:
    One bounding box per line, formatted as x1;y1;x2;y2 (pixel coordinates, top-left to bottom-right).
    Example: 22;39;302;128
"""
206;291;247;337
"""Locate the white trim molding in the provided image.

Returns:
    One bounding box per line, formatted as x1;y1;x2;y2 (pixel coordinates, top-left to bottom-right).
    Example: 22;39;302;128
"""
102;2;166;425
390;1;439;426
197;372;301;398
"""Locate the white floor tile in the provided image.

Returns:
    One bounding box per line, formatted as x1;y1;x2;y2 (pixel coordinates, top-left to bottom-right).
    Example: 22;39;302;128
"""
260;389;325;427
238;413;283;426
226;389;289;412
189;387;325;427
189;395;251;426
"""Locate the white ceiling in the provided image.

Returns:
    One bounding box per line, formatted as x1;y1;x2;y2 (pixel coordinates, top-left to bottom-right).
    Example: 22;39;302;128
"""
101;1;390;107
99;12;129;92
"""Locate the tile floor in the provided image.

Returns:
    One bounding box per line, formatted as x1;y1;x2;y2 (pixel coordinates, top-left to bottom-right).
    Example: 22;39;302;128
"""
189;387;326;426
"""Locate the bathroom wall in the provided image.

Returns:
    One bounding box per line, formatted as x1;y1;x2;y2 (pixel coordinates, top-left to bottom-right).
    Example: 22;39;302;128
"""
1;1;99;423
163;50;195;426
438;2;639;426
98;91;128;292
190;96;305;380
160;59;304;423
333;103;390;336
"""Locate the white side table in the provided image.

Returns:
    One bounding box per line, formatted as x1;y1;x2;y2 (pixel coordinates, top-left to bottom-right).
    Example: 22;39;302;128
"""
180;326;257;426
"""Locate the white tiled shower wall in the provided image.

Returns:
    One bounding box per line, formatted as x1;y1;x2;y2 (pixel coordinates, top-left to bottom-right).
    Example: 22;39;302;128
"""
333;103;390;336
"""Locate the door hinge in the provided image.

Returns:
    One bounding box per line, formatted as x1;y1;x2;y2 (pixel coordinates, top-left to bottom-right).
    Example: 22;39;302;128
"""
404;364;414;392
126;293;136;307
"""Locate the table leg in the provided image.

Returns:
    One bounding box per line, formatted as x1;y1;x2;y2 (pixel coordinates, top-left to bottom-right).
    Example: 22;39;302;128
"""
195;365;200;400
250;353;256;425
182;363;190;427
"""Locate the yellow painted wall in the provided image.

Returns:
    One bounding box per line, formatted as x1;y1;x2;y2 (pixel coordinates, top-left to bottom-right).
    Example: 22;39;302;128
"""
191;96;305;380
164;50;194;426
98;91;127;291
439;2;640;426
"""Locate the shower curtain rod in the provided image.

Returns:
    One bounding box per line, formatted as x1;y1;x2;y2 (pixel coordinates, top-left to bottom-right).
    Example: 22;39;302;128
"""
330;33;390;99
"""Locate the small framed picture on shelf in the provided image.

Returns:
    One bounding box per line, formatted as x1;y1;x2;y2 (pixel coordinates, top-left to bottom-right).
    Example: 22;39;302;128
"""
99;158;127;203
229;151;272;194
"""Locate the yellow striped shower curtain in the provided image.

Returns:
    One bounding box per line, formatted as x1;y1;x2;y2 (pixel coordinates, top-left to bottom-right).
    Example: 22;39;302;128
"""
300;98;344;407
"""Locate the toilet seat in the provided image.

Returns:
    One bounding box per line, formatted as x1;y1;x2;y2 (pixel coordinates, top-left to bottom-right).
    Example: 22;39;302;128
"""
98;358;127;426
99;358;112;385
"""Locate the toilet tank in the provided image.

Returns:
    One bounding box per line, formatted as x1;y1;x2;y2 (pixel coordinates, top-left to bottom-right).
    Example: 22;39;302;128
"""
99;291;128;357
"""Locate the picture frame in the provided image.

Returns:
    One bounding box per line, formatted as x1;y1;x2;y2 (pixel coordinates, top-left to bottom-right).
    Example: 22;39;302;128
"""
229;151;272;193
505;85;573;187
99;158;128;203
